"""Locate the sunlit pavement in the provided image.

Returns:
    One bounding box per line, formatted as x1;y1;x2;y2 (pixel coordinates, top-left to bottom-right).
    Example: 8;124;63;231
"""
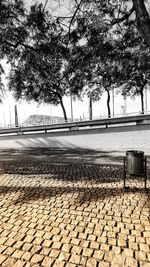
0;149;150;266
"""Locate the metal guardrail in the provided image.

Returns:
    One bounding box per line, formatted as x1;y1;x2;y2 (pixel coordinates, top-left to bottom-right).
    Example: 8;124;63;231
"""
0;114;150;136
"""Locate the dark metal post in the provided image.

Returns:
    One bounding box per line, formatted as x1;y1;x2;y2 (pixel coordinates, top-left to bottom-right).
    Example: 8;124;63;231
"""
144;157;147;189
89;93;92;120
124;157;126;189
15;105;19;127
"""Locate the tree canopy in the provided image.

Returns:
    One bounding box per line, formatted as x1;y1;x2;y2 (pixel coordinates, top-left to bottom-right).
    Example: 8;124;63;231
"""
0;0;150;120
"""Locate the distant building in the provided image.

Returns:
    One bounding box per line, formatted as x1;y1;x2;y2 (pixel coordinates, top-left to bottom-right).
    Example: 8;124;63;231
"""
22;115;72;126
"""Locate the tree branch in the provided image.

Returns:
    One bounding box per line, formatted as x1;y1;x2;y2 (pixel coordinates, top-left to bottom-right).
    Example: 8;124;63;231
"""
4;40;38;52
43;0;49;11
112;6;134;25
68;0;84;40
132;0;150;49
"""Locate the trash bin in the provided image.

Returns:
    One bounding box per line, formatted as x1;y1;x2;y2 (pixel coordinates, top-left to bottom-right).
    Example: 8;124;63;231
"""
126;150;144;176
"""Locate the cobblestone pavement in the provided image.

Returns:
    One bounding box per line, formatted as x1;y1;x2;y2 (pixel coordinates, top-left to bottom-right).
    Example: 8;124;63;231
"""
0;148;130;165
0;150;150;266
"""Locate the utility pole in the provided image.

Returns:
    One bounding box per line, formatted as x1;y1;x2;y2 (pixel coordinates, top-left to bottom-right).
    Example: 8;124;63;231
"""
112;88;115;117
145;86;148;113
70;94;73;122
9;105;12;126
124;96;127;115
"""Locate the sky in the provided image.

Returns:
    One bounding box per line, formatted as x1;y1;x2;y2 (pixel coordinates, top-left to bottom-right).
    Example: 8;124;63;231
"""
1;0;150;127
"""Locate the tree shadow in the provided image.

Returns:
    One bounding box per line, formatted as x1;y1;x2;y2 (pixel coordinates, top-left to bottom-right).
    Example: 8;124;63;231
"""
0;183;149;206
0;146;125;166
2;159;125;180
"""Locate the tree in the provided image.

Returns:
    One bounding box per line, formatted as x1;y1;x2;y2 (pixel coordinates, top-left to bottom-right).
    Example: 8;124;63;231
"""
117;45;150;114
1;0;150;122
62;0;127;117
0;1;80;121
0;0;26;59
8;19;69;121
62;0;150;117
0;2;74;121
132;0;150;50
65;0;150;50
0;0;25;102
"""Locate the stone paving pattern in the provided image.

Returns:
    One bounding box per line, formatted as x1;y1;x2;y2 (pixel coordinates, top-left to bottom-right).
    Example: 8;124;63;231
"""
0;149;149;266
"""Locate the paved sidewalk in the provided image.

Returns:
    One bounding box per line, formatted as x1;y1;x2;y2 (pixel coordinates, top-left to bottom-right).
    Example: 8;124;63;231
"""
0;149;150;266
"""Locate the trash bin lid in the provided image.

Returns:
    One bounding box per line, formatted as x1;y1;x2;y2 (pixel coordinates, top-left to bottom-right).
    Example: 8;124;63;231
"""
126;150;144;155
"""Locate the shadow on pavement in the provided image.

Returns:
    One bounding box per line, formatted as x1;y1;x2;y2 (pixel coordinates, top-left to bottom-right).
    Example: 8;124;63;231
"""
0;147;124;165
0;184;149;206
2;160;124;182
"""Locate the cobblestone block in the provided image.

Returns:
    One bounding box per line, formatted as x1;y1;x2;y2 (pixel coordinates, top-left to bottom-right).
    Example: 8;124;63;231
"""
21;252;33;261
82;248;93;257
42;240;52;248
89;241;100;250
100;244;110;252
22;243;32;252
15;259;26;267
111;254;125;266
30;245;42;254
42;256;54;266
135;251;147;261
108;238;116;246
23;235;34;243
13;241;24;249
61;244;72;252
129;242;139;250
69;254;81;264
79;256;87;266
139;243;150;252
71;245;82;255
0;238;8;245
33;237;43;246
0;254;7;265
11;249;24;259
2;257;17;266
93;250;104;260
79;240;89;248
30;254;44;264
3;247;15;256
125;257;138;267
57;251;70;261
49;249;60;258
86;258;97;267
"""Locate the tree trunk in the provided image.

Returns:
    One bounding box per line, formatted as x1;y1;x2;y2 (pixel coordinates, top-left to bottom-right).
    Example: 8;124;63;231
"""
59;96;68;122
106;88;111;118
52;88;68;122
89;93;92;120
140;88;144;114
132;0;150;50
